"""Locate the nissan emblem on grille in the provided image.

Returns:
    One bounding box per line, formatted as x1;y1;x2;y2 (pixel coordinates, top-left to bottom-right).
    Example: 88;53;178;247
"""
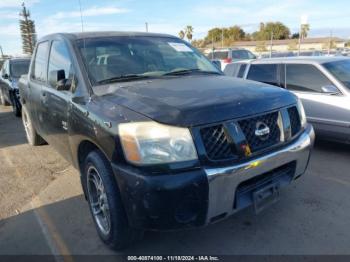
255;121;270;141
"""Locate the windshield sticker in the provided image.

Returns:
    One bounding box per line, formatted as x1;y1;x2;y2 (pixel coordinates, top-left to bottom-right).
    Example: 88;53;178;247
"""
168;42;193;52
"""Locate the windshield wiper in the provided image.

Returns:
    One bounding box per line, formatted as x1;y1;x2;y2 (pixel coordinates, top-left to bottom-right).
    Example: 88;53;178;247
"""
97;74;151;85
162;69;221;76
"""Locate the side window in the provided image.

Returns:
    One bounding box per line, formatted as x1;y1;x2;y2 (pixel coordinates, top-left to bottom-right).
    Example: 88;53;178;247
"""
32;41;49;82
247;64;279;86
237;64;247;78
286;64;333;93
48;40;73;88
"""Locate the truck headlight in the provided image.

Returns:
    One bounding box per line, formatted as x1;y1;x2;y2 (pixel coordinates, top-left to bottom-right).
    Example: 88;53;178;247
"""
297;98;307;127
119;121;198;165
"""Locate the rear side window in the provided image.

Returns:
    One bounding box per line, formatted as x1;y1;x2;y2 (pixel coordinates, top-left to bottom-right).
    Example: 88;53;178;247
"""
208;51;228;60
237;64;247;78
232;50;256;59
32;41;49;82
286;64;333;93
247;64;279;86
48;40;73;88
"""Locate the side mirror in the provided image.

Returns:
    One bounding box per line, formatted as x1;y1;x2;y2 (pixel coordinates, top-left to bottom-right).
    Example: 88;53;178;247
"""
49;70;71;91
321;85;339;95
3;73;9;79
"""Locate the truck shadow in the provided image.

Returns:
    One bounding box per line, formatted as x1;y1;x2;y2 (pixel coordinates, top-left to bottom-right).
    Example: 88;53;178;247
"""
0;194;287;255
0;108;27;149
2;177;348;256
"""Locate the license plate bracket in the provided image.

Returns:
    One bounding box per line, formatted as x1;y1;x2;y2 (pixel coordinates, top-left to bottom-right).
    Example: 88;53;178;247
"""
253;182;280;214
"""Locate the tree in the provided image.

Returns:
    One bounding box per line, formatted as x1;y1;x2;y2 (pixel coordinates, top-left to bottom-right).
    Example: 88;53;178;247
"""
179;30;185;39
205;27;222;44
291;33;300;39
300;24;310;39
204;25;245;45
19;2;37;55
185;25;193;41
252;22;290;41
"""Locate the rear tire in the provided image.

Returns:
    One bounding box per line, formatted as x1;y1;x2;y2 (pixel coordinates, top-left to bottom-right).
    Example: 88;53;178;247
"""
11;93;21;117
22;105;45;146
0;89;9;106
83;150;143;250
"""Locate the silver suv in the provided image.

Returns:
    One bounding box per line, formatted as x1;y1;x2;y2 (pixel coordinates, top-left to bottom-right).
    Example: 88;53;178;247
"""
224;57;350;144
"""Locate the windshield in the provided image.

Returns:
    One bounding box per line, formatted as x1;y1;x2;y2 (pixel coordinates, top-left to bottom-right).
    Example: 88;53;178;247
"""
10;60;30;78
76;36;220;85
323;59;350;90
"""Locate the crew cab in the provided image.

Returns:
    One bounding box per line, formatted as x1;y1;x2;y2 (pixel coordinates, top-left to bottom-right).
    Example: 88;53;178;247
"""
0;57;31;116
19;32;314;250
225;57;350;144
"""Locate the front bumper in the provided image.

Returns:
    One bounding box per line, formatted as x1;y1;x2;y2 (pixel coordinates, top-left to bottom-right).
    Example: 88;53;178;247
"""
113;124;315;231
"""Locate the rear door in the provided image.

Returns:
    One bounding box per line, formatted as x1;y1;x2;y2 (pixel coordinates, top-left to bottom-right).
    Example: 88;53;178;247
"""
40;39;74;161
284;63;347;137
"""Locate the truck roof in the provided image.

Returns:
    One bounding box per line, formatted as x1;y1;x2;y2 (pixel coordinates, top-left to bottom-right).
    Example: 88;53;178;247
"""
39;31;177;41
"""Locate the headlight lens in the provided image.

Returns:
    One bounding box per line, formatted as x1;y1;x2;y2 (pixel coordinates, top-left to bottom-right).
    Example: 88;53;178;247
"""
119;121;198;165
297;98;307;127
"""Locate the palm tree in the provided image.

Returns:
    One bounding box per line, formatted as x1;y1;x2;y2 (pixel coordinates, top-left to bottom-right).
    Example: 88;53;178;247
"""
300;24;310;40
185;25;193;41
179;30;185;39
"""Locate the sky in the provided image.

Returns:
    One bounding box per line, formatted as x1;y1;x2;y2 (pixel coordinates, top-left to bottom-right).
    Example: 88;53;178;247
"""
1;0;350;55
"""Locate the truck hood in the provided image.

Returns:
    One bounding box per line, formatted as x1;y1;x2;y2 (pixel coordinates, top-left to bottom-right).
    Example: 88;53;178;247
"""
95;75;297;127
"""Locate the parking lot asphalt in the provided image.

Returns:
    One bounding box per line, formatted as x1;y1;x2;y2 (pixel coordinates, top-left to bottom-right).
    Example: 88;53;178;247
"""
1;104;350;255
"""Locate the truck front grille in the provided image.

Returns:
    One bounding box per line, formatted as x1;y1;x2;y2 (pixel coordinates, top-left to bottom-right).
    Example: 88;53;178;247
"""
238;111;280;152
199;105;302;162
288;106;301;137
200;125;236;160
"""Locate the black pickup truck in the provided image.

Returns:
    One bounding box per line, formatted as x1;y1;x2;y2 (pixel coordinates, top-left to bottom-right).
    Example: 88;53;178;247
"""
19;32;314;250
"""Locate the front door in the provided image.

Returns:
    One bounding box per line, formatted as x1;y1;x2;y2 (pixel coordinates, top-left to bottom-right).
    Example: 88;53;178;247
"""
284;63;350;140
40;40;74;162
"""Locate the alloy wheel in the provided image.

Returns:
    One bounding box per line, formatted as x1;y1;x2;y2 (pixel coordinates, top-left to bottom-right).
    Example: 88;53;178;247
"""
87;166;111;236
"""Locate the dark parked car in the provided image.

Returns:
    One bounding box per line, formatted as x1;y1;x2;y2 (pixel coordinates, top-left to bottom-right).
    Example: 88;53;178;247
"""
225;57;350;143
19;32;314;249
0;57;31;116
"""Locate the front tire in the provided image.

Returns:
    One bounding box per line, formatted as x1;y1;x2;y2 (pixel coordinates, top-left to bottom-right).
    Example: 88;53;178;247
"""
22;105;45;146
83;150;143;250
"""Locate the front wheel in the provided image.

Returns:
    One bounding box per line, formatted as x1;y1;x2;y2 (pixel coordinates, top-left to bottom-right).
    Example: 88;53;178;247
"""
22;105;45;146
83;150;143;250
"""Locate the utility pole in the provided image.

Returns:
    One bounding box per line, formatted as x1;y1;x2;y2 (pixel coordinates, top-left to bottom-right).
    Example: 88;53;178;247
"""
0;45;4;58
145;22;149;33
221;28;224;48
269;31;273;58
328;30;333;55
